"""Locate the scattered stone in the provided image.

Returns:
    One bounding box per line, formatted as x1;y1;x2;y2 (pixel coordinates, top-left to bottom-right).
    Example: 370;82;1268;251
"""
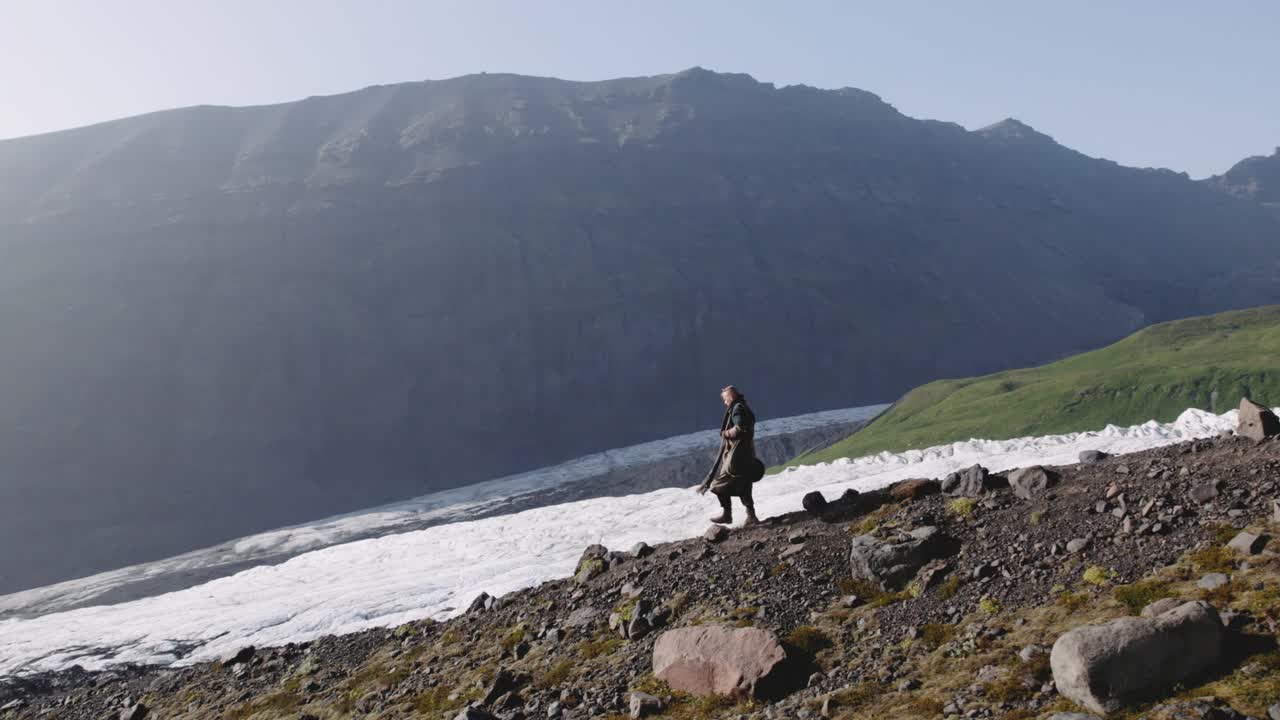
1273;498;1280;524
565;607;599;628
1018;644;1049;662
629;691;662;718
1050;601;1224;715
1198;573;1231;590
1237;398;1280;442
1078;450;1109;465
1226;530;1269;555
1191;482;1221;504
1009;465;1057;500
850;526;956;591
787;530;807;544
802;491;828;514
119;704;148;720
1066;537;1090;554
652;625;788;698
630;542;653;559
704;525;729;543
454;707;498;720
1268;701;1280;720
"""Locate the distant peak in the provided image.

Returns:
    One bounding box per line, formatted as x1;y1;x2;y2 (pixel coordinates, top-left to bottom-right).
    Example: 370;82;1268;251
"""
668;66;768;90
975;118;1054;144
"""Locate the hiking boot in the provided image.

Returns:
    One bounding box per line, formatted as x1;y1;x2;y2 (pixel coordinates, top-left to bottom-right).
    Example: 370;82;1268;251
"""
742;510;760;527
709;510;732;525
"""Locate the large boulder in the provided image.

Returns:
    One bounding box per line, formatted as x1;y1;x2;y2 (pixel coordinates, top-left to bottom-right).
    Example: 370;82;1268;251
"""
940;464;1000;496
652;626;788;698
801;491;828;514
1009;465;1058;501
850;526;955;591
574;544;609;583
1050;601;1224;715
1237;398;1280;442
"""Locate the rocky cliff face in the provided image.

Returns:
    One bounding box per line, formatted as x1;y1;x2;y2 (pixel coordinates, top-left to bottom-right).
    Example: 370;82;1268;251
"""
0;68;1277;592
1210;147;1280;210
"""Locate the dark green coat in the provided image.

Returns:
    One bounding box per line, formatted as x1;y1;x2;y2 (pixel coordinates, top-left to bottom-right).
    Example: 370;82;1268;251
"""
702;399;758;495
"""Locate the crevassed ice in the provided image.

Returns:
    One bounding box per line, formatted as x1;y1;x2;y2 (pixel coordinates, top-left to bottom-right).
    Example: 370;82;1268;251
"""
0;406;1249;676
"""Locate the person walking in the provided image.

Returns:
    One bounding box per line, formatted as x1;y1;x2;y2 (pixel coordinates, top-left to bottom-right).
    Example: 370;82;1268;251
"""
698;385;763;526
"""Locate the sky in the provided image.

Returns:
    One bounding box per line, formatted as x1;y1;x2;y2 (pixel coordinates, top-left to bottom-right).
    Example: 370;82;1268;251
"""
1;0;1276;178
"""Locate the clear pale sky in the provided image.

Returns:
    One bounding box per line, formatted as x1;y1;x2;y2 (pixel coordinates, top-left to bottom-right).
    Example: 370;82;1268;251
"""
2;0;1276;178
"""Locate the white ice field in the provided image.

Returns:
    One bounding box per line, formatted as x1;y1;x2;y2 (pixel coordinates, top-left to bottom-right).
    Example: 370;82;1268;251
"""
0;405;1253;676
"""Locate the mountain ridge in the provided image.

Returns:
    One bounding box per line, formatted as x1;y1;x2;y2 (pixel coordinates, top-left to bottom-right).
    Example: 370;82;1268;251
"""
1;68;1278;593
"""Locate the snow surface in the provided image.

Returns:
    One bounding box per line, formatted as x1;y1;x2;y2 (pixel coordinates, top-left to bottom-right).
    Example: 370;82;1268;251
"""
0;406;1249;676
0;404;886;619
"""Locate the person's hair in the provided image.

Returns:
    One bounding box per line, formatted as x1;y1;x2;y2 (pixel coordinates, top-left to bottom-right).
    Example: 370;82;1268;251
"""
721;385;742;399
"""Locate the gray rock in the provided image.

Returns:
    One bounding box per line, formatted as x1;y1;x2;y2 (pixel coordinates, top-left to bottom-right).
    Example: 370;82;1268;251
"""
704;525;729;543
481;668;523;706
574;544;609;582
940;464;997;497
1009;465;1057;500
1198;573;1231;590
652;625;787;697
565;606;600;628
1140;597;1184;618
802;491;828;514
119;705;148;720
1050;601;1224;715
850;526;955;591
454;707;498;720
1018;644;1049;662
220;646;255;666
1078;450;1109;465
627;614;651;641
630;542;653;559
1066;537;1090;554
1268;701;1280;720
466;592;493;614
1191;482;1221;503
1237;398;1280;442
1226;530;1269;555
629;691;663;718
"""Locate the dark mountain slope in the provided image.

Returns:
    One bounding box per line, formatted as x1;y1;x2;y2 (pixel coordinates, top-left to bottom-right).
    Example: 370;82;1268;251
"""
0;68;1277;592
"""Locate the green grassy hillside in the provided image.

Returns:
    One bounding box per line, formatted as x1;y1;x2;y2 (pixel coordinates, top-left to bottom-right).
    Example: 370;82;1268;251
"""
793;305;1280;466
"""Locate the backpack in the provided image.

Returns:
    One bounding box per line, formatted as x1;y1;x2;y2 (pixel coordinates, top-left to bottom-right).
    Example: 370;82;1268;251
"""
748;457;766;483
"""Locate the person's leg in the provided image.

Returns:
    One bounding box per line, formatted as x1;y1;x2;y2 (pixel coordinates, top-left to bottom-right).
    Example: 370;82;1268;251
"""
739;483;759;526
709;490;733;524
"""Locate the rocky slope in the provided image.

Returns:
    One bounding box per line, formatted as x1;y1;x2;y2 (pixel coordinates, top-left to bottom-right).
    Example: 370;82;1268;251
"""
3;68;1280;593
1211;148;1280;210
6;417;1280;719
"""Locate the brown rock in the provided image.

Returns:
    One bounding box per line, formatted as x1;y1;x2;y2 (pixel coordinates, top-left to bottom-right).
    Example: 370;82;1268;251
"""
1237;398;1280;442
888;478;940;501
652;626;788;698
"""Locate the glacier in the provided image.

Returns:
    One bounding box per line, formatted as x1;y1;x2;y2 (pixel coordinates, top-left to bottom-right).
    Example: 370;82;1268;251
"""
0;405;1248;676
